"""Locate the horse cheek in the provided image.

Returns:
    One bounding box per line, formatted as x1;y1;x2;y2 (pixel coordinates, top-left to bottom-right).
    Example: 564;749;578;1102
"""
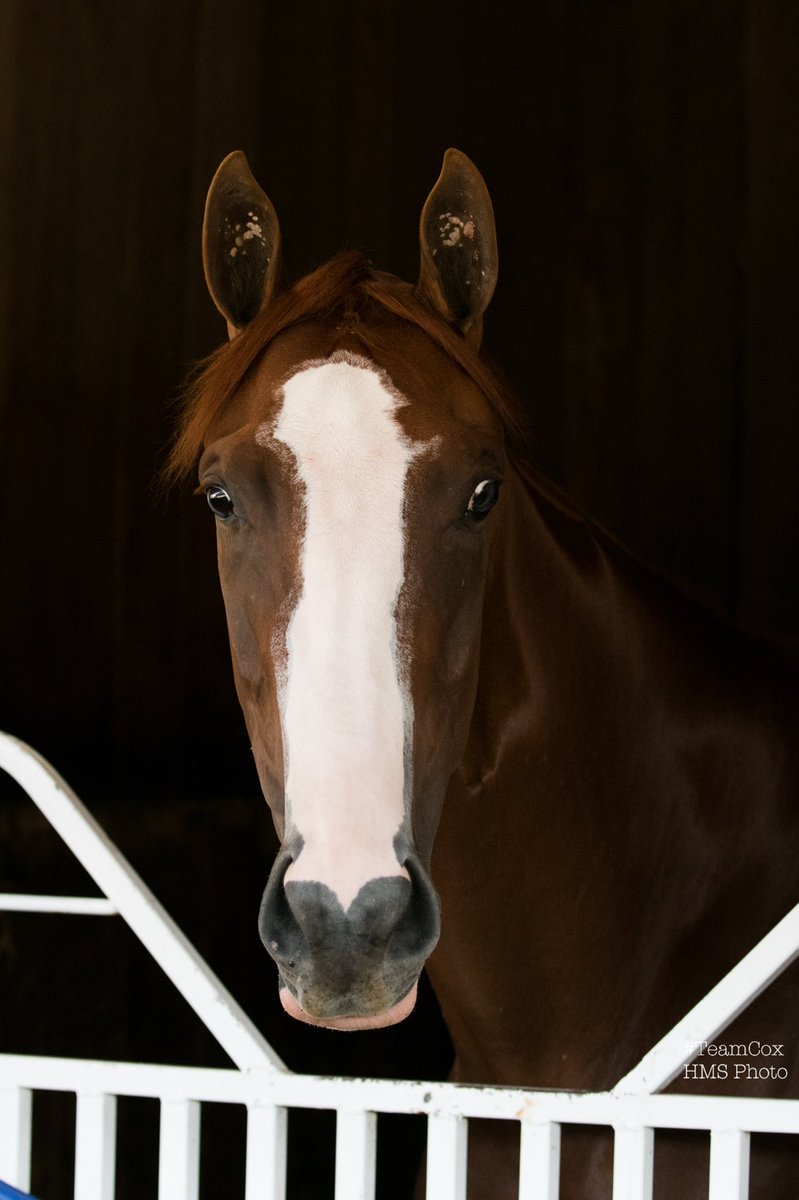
217;556;289;836
407;580;486;861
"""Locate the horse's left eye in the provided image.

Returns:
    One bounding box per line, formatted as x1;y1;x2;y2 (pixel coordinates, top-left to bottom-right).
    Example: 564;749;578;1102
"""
206;485;235;520
466;479;501;520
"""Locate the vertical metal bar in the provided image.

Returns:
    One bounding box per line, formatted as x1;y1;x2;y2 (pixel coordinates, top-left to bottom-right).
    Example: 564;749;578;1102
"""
245;1104;288;1200
612;1126;654;1200
74;1093;117;1200
426;1113;468;1200
334;1109;377;1200
518;1120;560;1199
158;1099;200;1200
708;1128;750;1200
0;1087;32;1190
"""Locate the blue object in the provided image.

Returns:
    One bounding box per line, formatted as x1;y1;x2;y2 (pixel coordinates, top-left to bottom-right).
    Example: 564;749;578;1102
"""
0;1182;39;1200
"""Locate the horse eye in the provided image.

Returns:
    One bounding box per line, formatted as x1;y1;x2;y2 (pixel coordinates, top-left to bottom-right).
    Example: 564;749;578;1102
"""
206;485;235;520
466;479;501;520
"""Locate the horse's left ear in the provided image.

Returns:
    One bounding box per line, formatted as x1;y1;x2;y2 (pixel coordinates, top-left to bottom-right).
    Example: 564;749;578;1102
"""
203;151;283;339
417;149;498;346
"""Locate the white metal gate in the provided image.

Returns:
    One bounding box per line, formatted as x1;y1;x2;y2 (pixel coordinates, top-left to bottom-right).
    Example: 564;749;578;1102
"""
1;730;798;1199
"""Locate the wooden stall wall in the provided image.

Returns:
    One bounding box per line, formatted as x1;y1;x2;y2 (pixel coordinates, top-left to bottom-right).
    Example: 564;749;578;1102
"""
1;2;798;1195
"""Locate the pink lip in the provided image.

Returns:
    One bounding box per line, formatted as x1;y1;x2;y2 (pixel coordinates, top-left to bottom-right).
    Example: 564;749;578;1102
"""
279;982;418;1031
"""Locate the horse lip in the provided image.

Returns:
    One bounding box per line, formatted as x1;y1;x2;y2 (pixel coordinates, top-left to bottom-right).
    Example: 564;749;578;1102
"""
278;979;419;1031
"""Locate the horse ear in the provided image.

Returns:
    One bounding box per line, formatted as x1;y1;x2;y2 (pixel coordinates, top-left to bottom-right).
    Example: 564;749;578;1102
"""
417;148;498;345
203;151;283;338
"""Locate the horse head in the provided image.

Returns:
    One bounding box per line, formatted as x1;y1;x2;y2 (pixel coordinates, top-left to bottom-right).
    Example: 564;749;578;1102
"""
176;149;508;1030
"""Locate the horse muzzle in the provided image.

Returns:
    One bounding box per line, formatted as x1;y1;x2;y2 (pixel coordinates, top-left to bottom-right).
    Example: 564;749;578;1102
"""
258;850;440;1029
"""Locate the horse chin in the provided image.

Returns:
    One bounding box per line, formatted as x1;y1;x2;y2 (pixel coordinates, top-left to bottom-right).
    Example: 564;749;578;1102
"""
278;982;418;1031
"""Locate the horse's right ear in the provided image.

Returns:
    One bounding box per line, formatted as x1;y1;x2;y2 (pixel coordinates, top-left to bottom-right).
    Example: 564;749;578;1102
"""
203;151;283;338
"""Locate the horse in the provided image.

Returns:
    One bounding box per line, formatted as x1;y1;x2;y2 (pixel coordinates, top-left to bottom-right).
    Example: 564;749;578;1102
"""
168;148;799;1198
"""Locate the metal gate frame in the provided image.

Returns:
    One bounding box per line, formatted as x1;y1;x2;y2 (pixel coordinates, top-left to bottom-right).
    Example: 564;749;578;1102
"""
1;731;798;1200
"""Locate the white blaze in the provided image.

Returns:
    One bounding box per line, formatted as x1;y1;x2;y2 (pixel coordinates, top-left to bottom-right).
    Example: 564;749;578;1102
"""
266;355;415;909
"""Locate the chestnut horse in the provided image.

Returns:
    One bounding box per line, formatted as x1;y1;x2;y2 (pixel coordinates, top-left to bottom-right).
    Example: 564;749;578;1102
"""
169;150;799;1197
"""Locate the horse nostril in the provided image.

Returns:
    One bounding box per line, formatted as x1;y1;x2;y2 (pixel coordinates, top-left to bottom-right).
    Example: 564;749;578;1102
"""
259;848;305;969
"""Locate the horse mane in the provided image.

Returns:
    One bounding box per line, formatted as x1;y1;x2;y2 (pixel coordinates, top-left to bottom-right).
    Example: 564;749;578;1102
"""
165;249;649;593
165;251;787;653
165;251;530;483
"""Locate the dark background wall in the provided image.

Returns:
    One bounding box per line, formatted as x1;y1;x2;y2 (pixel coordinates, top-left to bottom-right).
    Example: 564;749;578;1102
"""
1;2;798;1194
3;0;799;786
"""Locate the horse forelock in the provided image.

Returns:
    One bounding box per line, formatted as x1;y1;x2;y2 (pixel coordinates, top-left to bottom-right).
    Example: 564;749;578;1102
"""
165;250;526;485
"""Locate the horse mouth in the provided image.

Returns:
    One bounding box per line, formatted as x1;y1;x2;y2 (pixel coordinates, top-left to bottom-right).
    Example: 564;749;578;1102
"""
278;980;419;1031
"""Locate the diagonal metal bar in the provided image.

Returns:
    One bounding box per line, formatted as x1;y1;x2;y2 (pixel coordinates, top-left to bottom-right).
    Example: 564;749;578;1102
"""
0;732;284;1073
613;899;799;1095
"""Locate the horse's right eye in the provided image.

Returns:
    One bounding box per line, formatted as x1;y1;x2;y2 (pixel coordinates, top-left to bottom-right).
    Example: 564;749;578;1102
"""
206;485;235;520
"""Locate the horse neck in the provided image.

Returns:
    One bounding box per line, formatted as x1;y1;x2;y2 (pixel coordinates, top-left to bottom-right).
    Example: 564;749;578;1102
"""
431;465;799;1084
463;463;777;853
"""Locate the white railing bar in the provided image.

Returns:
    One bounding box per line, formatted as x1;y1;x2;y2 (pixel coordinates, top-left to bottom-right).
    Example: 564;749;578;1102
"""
0;1087;32;1190
74;1092;117;1200
334;1109;377;1200
0;732;283;1074
518;1120;560;1199
245;1103;287;1200
0;894;118;915
3;1054;799;1133
613;898;799;1095
426;1114;467;1200
708;1128;750;1200
158;1098;200;1200
611;1126;654;1200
